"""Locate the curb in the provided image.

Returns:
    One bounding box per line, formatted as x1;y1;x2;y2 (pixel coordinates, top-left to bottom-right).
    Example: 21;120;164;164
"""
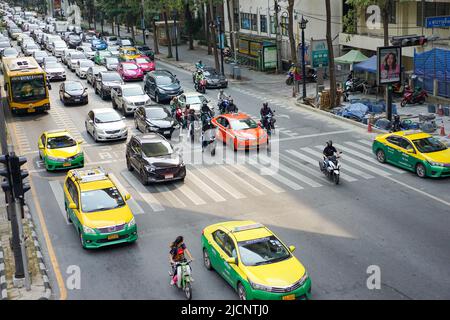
24;205;52;300
0;244;7;300
294;101;386;134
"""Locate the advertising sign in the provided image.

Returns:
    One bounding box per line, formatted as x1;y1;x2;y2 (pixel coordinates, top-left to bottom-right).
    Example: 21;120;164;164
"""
311;39;329;68
426;16;450;28
377;46;402;85
263;46;277;69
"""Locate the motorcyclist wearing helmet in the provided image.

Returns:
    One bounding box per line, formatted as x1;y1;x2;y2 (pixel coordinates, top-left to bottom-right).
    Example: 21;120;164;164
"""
195;60;204;70
323;140;338;168
391;114;402;132
195;69;204;84
260;102;275;129
226;97;238;113
217;89;228;102
169;236;194;286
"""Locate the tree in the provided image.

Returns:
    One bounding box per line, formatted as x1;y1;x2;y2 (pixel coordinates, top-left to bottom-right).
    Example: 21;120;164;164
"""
287;0;297;64
325;0;337;108
225;0;234;53
163;6;173;58
208;0;220;71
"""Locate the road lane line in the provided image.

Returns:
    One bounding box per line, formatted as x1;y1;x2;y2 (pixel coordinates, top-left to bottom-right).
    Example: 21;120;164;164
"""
154;184;187;208
108;173;144;215
333;143;405;174
233;164;285;194
196;167;246;199
220;165;265;196
174;181;207;206
279;153;331;183
247;158;304;190
358;139;373;147
121;171;164;212
48;181;71;225
344;141;376;154
274;129;355;143
187;170;226;202
290;149;358;182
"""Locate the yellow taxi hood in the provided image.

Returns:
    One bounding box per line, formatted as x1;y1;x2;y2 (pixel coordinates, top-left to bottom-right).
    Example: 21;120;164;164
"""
46;145;81;158
422;147;450;163
244;256;306;287
81;206;133;229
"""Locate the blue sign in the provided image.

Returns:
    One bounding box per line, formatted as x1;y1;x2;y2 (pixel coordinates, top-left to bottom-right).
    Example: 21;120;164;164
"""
426;16;450;28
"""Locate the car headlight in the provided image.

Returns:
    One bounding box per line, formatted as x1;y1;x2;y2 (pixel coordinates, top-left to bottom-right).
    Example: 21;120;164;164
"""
298;271;309;286
145;99;152;105
248;279;272;292
158;88;166;93
75;152;83;158
82;225;96;235
82;91;88;96
145;164;156;172
428;161;445;167
46;155;65;162
127;217;136;228
64;93;70;98
148;126;158;132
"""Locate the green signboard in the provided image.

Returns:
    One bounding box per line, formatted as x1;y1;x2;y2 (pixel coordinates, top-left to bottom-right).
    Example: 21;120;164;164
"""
311;39;329;68
263;45;277;70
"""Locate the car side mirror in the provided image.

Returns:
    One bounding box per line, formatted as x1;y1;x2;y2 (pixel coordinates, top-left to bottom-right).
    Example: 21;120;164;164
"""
225;257;237;265
69;203;77;209
289;245;296;253
406;149;415;154
122;116;126;120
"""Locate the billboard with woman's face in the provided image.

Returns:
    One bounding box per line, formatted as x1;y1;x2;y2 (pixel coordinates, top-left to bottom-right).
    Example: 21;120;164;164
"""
377;46;402;85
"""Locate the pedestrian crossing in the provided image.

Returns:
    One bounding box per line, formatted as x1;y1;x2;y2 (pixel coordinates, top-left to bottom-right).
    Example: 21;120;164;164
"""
47;104;85;143
44;139;408;217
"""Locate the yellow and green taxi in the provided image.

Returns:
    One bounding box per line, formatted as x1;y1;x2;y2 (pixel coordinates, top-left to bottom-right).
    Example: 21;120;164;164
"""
38;130;84;171
372;130;450;178
201;221;312;300
119;47;139;61
63;168;137;249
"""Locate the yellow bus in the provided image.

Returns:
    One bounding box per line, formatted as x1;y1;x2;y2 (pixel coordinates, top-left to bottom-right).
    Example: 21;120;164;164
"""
2;56;51;114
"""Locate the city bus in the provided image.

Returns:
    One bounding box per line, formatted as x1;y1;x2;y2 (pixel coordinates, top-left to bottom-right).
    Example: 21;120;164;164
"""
2;56;51;114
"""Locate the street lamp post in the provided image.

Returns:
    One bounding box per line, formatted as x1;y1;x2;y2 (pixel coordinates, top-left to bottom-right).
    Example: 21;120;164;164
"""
173;10;179;61
217;16;225;76
299;16;308;100
141;0;146;45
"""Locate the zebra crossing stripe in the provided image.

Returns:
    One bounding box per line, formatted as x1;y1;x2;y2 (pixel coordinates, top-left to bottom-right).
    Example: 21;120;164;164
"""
294;148;358;182
234;164;284;194
154;184;187;208
358;139;373;146
187;170;227;202
344;141;375;154
311;146;390;177
121;171;164;212
220;165;265;196
196;167;246;199
108;173;144;215
174;181;207;206
247;158;304;190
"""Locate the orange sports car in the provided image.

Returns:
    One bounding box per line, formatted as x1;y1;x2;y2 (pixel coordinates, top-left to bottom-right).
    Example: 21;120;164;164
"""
211;113;268;151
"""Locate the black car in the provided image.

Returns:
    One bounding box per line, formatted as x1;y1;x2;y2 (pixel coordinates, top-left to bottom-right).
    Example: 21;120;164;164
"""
134;105;180;138
200;66;228;89
126;133;186;185
94;71;124;100
117;37;135;47
136;45;154;60
59;81;88;105
67;34;82;49
143;70;183;104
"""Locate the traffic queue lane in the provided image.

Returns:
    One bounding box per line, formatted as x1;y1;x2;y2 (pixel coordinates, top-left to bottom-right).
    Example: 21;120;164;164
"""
4;42;450;300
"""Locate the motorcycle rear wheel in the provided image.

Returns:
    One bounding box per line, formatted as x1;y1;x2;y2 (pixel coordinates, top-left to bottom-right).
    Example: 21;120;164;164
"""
286;77;293;86
184;282;192;300
334;174;340;185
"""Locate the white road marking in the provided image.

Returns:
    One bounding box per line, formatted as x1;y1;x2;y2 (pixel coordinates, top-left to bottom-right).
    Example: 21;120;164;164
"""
279;153;330;184
48;181;71;225
248;158;304;190
154;184;187;208
187;170;226;202
234;164;285;194
121;171;164;213
358;139;373;147
108;173;144;215
220;165;265;196
196;167;246;199
174;181;207;206
344;141;376;154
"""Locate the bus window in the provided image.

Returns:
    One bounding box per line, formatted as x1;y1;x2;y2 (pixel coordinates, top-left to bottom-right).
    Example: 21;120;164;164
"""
11;75;46;103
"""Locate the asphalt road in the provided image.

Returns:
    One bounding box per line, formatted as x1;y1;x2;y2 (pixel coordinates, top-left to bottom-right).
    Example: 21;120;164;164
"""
4;42;450;300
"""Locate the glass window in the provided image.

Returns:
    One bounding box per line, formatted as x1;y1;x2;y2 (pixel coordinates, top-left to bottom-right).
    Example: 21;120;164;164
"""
123;63;138;70
417;2;450;27
81;187;125;213
10;74;46;103
122;86;144;96
185;95;207;105
412;137;447;153
398;138;414;151
145;107;169;119
270;15;276;34
238;235;291;266
95;111;121;123
281;16;288;36
230;118;258;130
65;82;83;91
101;72;121;81
260;15;267;33
46;135;76;149
141;141;173;157
80;60;94;67
241;12;251;30
251;14;258;31
155;76;174;85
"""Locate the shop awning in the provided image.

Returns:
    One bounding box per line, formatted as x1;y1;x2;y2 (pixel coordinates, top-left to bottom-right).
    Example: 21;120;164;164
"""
353;55;377;73
335;50;369;64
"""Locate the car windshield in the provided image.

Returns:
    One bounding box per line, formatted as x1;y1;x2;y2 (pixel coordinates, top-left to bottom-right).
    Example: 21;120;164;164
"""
65;82;83;91
26;44;38;49
141;141;173;157
203;68;217;76
121;40;132;46
123;63;138;70
412;137;448;153
45;63;61;69
44;57;57;63
146;108;169;119
80;60;94;67
139;46;150;51
3;48;18;56
0;42;10;48
46;135;76;149
81;187;125;213
92;67;106;74
155;76;174;85
238;235;291;266
186;95;206;105
69;35;80;41
231;118;258;130
107;37;117;41
54;42;66;48
102;73;121;81
95;112;121;123
70;52;85;59
81;46;93;52
123;86;144;96
135;58;150;64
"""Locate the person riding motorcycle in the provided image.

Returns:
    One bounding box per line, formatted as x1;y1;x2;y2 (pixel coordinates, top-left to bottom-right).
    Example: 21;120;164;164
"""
217;89;228;102
323;140;338;169
391;114;402;132
226;98;238;113
170;96;181;116
195;69;205;84
169;236;194;286
195;60;204;70
200;102;213;126
260;102;275;130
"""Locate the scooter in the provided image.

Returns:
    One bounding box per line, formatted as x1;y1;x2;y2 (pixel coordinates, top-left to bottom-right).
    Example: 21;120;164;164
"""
218;99;230;114
195;79;207;94
170;260;193;300
343;78;367;102
189;117;202;143
319;153;342;185
201;114;217;156
260;112;276;136
401;87;428;107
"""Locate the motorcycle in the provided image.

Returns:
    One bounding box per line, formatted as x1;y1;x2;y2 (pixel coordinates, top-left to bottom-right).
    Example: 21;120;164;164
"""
170;260;193;300
319;152;342;185
286;71;294;85
260;111;276;136
401;87;428;107
201;113;217;156
218;99;230;114
189;117;202;143
343;78;367;102
195;78;207;94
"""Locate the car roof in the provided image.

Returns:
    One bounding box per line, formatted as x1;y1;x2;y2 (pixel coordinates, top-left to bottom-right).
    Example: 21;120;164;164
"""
45;129;71;137
120;83;141;89
220;113;251;120
183;92;203;97
209;221;274;242
93;108;119;114
393;130;431;140
151;70;172;77
133;133;167;143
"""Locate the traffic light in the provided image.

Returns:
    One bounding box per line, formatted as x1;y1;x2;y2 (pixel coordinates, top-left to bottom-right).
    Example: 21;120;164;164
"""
0;154;12;197
391;35;429;47
9;154;30;199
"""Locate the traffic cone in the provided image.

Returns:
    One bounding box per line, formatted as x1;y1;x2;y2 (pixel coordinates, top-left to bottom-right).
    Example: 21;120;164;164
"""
440;123;446;136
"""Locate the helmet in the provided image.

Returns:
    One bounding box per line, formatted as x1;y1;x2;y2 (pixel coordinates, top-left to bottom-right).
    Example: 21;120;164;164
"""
394;114;400;120
263;102;268;108
219;89;224;93
197;70;202;74
198;60;202;64
229;98;233;103
326;140;333;147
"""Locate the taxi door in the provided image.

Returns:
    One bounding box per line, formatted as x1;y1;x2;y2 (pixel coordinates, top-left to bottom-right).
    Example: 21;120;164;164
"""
397;138;419;170
384;136;403;164
63;178;82;228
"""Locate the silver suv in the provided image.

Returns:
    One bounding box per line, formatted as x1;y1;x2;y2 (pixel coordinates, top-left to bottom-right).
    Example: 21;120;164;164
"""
111;84;152;116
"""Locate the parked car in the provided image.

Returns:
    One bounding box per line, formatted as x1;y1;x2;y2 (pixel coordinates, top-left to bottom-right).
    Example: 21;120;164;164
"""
86;65;107;86
134;105;179;138
104;57;119;71
91;38;107;51
94;71;124;100
133;55;155;73
143;70;183;103
44;62;66;81
111;84;152;116
117;61;144;81
93;49;112;65
59;81;88;105
125;133;186;185
66;51;87;71
75;59;95;79
85;108;128;142
66;33;82;48
136;45;154;60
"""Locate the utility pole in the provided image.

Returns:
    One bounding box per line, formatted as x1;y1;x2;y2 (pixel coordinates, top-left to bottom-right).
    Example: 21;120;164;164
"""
218;16;224;75
300;16;308;100
173;10;179;61
142;0;146;45
274;0;282;73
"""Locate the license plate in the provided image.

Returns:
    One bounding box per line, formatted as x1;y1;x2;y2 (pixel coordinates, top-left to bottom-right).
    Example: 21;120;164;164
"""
282;294;296;300
108;234;119;240
164;131;170;135
74;99;80;102
63;162;71;167
165;174;174;179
